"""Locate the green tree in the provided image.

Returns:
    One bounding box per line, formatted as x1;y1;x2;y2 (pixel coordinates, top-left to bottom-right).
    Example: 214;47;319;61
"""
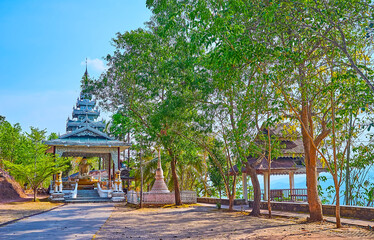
86;24;205;205
47;132;59;140
4;128;69;201
207;141;226;202
147;0;286;216
0;120;22;168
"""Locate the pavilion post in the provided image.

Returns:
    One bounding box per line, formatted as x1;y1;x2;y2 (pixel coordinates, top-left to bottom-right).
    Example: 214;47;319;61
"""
242;172;248;204
263;172;269;201
113;162;115;186
108;154;112;188
289;172;295;201
52;146;56;183
117;147;120;170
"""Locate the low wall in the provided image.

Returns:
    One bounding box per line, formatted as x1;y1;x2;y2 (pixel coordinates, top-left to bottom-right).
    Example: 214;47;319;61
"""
127;190;139;204
143;192;174;204
197;197;246;206
248;201;374;221
128;191;197;205
197;197;374;220
180;191;197;204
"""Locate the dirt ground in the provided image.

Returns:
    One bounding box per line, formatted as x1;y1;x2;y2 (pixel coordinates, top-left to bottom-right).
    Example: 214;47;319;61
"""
94;204;374;240
0;199;62;225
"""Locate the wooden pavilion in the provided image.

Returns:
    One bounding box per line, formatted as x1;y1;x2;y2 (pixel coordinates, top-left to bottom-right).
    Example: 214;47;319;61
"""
241;123;326;202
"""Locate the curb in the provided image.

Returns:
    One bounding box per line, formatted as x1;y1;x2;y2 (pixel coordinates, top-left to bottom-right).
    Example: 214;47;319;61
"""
0;203;66;228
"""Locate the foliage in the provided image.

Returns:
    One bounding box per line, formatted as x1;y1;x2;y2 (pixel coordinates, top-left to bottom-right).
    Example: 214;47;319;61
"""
0;120;22;167
3;127;70;201
47;132;59;140
77;0;374;218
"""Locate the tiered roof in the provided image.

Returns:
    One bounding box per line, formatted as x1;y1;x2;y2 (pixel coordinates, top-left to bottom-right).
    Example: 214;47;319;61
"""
45;69;129;150
66;71;105;132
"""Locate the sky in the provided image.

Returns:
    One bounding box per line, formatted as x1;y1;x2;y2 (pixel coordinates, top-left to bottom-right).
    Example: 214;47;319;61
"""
0;0;151;135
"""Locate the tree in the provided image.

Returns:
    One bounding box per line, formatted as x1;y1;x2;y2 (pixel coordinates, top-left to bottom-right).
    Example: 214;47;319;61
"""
317;69;374;227
47;132;59;140
0;120;22;168
146;0;283;215
86;23;206;205
293;0;374;93
4;128;69;201
207;153;225;201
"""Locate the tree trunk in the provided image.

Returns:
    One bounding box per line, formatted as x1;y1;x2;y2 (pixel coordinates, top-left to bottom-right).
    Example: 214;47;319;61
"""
335;183;341;228
168;150;182;205
246;164;261;216
267;170;271;218
219;185;222;202
300;85;323;221
228;194;234;211
33;187;37;202
267;127;272;218
305;145;323;221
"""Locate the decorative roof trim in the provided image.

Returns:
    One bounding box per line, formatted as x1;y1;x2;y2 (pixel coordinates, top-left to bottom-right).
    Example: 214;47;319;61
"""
59;125;114;140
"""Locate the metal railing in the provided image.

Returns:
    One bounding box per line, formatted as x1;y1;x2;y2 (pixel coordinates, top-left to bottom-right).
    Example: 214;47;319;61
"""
249;188;308;202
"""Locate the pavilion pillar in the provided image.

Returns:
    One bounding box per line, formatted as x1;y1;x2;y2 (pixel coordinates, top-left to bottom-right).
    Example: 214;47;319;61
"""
242;172;248;204
52;146;56;183
108;153;112;188
289;171;295;201
289;172;295;190
117;147;120;170
113;162;115;183
263;172;269;201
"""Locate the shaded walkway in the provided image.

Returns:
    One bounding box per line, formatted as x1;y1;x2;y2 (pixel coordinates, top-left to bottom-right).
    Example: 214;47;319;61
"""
0;203;114;240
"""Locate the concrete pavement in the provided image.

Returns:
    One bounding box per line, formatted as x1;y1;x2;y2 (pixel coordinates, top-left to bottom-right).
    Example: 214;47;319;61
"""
0;203;114;240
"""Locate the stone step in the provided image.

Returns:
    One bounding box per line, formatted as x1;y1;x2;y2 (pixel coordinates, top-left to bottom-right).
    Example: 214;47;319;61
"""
64;198;112;203
77;191;100;196
74;196;103;199
77;193;100;196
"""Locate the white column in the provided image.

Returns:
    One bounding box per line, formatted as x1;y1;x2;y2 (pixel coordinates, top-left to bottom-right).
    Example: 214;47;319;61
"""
289;171;295;201
289;172;295;190
111;150;119;170
263;172;269;201
242;173;248;204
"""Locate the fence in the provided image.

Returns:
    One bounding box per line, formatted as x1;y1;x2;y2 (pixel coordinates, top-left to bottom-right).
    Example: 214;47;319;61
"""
249;189;308;202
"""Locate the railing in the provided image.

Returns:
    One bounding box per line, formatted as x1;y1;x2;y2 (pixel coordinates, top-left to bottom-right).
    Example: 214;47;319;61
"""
71;182;78;198
97;181;113;190
249;189;308;202
97;182;112;198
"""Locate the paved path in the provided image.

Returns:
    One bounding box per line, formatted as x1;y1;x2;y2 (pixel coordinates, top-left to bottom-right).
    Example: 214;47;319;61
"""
200;203;374;228
0;203;114;240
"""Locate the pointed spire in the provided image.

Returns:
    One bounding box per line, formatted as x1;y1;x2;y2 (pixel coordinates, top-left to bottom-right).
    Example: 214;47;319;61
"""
84;58;88;77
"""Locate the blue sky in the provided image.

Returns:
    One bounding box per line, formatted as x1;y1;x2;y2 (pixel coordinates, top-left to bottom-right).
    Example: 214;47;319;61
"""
0;0;151;134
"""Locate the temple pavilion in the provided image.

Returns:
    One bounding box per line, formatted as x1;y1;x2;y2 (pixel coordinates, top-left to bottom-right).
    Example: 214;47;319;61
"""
45;69;130;202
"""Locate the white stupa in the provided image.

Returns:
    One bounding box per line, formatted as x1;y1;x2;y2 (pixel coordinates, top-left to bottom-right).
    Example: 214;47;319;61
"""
149;150;170;193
